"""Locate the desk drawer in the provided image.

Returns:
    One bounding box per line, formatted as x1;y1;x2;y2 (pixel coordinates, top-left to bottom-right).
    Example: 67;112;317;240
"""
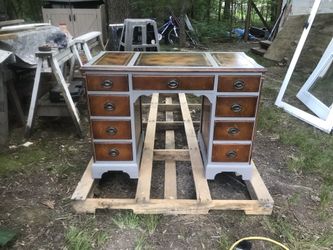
89;95;130;116
218;76;261;92
212;144;251;162
91;120;131;139
215;97;257;117
132;75;214;90
94;143;133;161
86;75;128;91
214;122;254;140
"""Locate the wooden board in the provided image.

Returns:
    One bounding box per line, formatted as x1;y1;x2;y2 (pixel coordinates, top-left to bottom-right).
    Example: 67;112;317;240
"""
72;94;273;215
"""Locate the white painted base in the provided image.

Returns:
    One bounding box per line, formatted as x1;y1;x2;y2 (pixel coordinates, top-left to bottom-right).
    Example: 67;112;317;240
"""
205;161;254;180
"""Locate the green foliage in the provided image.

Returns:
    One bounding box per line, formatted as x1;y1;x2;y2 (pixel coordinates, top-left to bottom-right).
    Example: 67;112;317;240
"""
2;0;43;21
193;20;231;43
112;212;142;230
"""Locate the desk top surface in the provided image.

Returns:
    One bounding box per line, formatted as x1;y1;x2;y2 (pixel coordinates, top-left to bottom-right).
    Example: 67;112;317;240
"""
83;51;265;73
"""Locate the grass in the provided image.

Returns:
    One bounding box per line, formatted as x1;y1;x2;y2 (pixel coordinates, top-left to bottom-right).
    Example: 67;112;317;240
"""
112;212;161;235
134;234;147;250
263;216;333;250
218;234;233;249
65;226;108;250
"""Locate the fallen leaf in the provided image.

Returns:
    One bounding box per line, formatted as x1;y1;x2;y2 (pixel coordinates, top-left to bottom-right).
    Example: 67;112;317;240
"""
41;200;55;209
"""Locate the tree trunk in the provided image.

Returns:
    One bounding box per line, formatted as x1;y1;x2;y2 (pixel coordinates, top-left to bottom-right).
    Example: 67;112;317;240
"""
107;0;130;24
206;0;211;22
218;0;223;21
223;0;231;20
244;0;251;41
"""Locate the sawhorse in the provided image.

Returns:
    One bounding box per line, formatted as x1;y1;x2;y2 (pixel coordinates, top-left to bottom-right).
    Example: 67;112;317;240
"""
25;48;83;137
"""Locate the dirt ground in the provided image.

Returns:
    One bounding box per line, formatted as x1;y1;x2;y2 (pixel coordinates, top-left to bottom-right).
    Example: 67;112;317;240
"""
0;42;332;250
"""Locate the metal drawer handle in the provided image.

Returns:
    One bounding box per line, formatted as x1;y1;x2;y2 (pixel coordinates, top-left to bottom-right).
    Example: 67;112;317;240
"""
104;102;115;111
231;103;242;113
109;148;119;157
228;127;240;135
226;150;237;159
106;127;118;135
233;80;245;90
101;80;113;89
167;79;179;89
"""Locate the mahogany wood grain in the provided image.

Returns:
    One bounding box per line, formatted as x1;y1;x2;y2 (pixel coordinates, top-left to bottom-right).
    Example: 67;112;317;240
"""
89;95;130;116
135;52;211;67
132;75;214;90
212;144;251;162
214;122;254;140
94;52;133;65
215;97;257;117
218;76;261;92
86;75;128;91
94;143;133;161
91;120;131;139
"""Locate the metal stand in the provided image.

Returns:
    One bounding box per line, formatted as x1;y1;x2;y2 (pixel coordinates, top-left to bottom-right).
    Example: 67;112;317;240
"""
119;19;160;51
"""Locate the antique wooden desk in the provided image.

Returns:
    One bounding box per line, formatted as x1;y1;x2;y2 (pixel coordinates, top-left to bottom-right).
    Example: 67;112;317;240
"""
81;51;265;180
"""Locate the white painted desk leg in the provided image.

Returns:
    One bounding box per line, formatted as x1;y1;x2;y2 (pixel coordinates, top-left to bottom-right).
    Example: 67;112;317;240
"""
25;57;43;137
50;56;83;137
82;43;92;61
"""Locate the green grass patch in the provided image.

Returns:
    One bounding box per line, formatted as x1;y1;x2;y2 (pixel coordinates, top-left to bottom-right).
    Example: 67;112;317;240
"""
65;226;108;250
134;234;147;250
218;234;233;250
112;212;142;230
0;146;48;176
263;216;333;249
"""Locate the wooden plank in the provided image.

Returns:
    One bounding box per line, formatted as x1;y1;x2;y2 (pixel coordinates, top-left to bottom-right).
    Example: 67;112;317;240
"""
179;93;212;203
73;198;271;215
245;161;274;205
50;56;83;137
0;69;8;146
0;33;17;40
0;19;25;28
143;121;200;131
25;58;43;137
153;149;190;161
135;93;159;203
71;158;95;200
142;103;201;112
164;97;177;199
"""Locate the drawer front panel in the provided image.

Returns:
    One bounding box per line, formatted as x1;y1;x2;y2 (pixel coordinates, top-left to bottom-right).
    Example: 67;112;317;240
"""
215;97;257;117
214;122;254;140
89;95;130;116
218;76;261;92
212;144;251;162
91;120;131;139
86;75;128;91
132;75;214;90
94;143;133;161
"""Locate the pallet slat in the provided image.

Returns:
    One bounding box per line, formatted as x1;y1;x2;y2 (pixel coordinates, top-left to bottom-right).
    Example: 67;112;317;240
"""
164;97;177;199
179;93;212;203
135;93;159;203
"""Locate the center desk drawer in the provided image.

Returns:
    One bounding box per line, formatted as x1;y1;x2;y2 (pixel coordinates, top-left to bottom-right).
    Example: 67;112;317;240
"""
86;75;128;91
94;143;133;161
92;120;131;139
89;95;130;116
132;75;214;90
216;97;257;117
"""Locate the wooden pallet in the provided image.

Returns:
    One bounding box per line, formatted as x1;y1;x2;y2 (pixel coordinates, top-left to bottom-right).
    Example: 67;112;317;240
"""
72;93;273;215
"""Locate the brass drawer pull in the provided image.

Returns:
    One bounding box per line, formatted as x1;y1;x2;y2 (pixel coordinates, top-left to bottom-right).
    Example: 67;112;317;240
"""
226;150;237;159
106;127;118;135
167;79;179;89
233;80;245;90
228;127;240;135
109;148;119;157
231;103;242;113
101;80;113;89
104;102;115;111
